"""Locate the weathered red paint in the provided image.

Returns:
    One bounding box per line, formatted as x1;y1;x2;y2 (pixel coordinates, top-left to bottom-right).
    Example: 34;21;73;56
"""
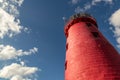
64;13;120;80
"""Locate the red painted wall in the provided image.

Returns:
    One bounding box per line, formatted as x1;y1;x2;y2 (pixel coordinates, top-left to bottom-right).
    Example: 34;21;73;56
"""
64;14;120;80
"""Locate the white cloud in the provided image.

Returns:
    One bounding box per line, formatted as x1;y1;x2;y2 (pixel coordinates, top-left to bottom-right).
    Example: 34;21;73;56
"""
75;6;84;13
0;8;22;38
109;9;120;27
84;3;92;10
74;0;113;13
0;1;39;80
92;0;113;5
0;0;24;15
74;3;92;13
109;9;120;47
20;61;25;66
11;0;24;6
0;63;39;80
0;45;38;60
0;0;27;39
71;0;80;5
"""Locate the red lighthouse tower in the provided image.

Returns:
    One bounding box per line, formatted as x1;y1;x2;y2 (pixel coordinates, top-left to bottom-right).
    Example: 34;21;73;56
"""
64;13;120;80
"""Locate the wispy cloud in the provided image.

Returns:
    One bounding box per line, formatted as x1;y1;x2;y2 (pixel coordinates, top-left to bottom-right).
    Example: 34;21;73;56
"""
0;45;38;60
74;0;113;13
92;0;113;5
109;9;120;48
0;0;27;38
71;0;80;5
75;6;84;13
0;0;24;15
0;63;39;80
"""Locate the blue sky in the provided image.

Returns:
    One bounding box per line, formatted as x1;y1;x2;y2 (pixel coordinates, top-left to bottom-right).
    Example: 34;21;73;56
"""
0;0;120;80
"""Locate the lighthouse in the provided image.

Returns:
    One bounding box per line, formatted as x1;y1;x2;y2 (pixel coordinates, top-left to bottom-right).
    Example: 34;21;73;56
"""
64;13;120;80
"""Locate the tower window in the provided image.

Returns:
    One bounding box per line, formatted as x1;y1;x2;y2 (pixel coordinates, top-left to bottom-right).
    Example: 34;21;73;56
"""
86;22;92;27
65;31;68;38
65;61;67;70
92;32;99;38
66;43;68;51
